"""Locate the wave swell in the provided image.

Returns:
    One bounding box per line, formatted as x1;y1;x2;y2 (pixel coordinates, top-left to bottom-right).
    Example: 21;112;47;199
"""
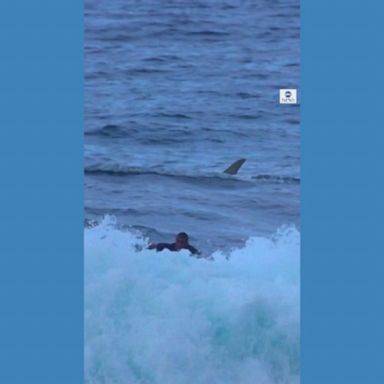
84;165;300;185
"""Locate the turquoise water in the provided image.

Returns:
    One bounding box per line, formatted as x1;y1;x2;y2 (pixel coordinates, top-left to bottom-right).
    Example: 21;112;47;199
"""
85;219;300;384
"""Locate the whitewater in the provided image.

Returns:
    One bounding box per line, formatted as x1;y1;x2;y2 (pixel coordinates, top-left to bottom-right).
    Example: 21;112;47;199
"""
85;218;300;384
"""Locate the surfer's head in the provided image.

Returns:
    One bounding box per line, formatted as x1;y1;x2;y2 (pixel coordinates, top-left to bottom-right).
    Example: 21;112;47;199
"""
175;232;189;249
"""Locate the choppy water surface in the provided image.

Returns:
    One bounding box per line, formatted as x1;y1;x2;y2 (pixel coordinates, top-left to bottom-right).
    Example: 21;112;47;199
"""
85;0;300;383
85;0;300;251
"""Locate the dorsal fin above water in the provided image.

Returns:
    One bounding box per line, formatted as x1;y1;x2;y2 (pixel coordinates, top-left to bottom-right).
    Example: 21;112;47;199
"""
223;158;246;175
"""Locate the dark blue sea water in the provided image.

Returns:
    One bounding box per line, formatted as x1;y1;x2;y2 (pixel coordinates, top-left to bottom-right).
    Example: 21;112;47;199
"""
85;0;300;252
85;1;300;383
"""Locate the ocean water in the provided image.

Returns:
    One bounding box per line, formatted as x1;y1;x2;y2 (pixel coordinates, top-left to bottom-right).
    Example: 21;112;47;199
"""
85;0;300;383
85;219;300;384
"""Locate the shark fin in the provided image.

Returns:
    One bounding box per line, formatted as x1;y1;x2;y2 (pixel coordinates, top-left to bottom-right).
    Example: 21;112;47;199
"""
224;158;246;175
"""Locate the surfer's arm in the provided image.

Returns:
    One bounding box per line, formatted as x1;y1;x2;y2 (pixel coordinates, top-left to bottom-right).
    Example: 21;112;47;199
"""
156;243;166;251
188;245;201;256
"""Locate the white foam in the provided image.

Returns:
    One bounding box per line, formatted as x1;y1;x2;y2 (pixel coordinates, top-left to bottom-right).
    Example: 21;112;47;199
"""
85;217;300;384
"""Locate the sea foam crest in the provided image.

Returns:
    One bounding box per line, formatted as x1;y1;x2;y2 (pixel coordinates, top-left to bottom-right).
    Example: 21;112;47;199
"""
85;217;300;384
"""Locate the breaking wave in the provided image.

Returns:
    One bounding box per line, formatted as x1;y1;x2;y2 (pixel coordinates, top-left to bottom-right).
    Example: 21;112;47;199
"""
85;218;300;384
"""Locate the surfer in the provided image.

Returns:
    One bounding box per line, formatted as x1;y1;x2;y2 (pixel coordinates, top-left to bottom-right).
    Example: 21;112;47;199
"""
148;232;200;256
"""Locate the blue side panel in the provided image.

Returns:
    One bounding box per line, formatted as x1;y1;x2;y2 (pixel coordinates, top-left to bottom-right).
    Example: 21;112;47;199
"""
0;2;83;383
302;1;384;383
